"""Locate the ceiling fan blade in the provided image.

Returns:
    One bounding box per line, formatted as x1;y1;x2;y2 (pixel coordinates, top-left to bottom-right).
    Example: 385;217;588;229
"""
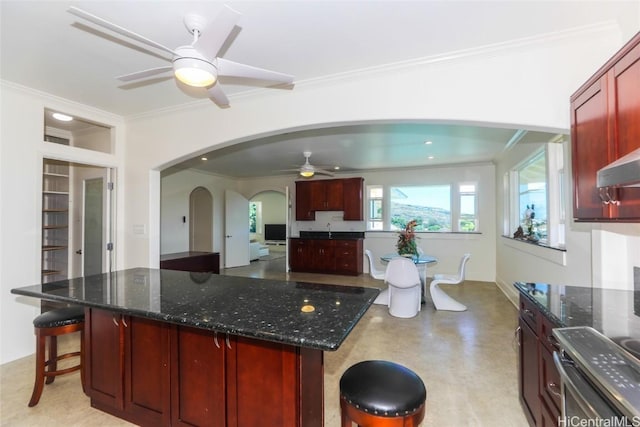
117;66;173;82
315;169;335;177
193;5;241;58
68;7;179;57
208;84;230;108
216;58;294;84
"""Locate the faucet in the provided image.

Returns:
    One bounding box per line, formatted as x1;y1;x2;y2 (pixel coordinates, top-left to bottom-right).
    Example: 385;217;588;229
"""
327;222;331;238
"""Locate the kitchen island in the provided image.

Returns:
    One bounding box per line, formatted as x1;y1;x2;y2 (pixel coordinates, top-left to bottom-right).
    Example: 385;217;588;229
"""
11;268;379;427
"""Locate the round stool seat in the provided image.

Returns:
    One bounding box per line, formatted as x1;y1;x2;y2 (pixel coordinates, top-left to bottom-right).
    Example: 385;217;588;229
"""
340;360;426;417
33;306;85;328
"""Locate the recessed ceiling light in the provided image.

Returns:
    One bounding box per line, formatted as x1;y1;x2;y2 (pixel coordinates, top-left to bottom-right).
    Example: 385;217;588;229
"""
201;157;208;161
424;140;433;145
52;112;73;122
334;166;340;170
428;155;434;160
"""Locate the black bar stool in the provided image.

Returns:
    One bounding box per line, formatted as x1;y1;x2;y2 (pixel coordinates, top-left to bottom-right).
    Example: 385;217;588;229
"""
28;306;85;407
340;360;426;426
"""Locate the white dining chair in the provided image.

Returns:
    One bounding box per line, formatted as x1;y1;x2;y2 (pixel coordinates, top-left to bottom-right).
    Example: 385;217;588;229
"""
365;249;386;280
385;257;422;318
429;253;471;312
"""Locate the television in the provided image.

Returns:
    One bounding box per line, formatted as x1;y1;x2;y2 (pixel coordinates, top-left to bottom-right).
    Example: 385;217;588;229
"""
264;224;286;242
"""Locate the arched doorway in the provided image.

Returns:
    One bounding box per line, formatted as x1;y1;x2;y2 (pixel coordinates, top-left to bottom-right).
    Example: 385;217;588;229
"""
189;187;213;252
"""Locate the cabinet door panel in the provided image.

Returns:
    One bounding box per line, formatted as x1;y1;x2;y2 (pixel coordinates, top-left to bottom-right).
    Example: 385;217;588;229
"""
611;43;640;218
311;240;335;271
325;180;343;210
124;316;170;425
85;308;124;409
289;239;311;272
227;337;299;427
171;326;226;427
539;399;560;427
571;78;611;220
519;318;539;426
295;181;314;220
309;181;327;210
342;178;363;220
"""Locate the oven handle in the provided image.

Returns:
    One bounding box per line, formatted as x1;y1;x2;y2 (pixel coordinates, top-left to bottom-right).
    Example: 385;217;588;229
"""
553;351;621;420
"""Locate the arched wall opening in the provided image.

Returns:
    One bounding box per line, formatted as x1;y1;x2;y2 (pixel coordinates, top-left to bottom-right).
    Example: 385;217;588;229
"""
131;26;621;269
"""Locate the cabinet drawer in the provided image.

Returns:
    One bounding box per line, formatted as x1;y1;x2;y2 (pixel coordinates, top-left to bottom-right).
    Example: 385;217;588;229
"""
519;295;539;332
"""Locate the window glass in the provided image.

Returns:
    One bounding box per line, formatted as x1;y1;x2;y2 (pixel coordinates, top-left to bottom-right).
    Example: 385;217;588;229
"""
390;185;451;232
367;186;383;230
249;201;261;233
459;183;477;232
518;152;547;240
44;108;113;154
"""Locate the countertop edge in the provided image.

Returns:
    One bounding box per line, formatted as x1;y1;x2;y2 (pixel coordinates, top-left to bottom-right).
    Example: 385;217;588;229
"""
513;282;565;327
11;285;379;352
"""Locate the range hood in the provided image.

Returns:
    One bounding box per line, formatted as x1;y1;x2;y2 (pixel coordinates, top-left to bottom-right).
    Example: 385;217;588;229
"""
597;148;640;188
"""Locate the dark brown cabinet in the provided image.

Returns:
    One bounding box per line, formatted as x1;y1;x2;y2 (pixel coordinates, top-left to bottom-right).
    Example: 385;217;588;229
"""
295;177;363;221
289;238;363;276
85;308;323;427
571;32;640;221
342;178;364;220
160;252;220;273
85;309;171;426
309;179;343;211
517;296;560;427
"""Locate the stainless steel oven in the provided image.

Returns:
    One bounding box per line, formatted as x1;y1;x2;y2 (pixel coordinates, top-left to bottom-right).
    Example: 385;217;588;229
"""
553;327;640;426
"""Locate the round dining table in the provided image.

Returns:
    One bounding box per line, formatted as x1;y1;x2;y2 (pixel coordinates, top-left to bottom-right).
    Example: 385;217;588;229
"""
374;253;438;305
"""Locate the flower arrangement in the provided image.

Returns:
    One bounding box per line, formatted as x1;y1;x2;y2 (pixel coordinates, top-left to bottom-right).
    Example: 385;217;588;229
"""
396;219;419;256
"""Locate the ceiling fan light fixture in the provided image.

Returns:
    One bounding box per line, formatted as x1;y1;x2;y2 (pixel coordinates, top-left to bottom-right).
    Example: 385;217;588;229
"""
173;57;216;88
300;170;314;178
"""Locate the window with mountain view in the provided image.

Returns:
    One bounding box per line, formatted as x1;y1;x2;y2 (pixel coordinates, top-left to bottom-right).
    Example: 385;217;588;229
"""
390;185;452;231
366;183;478;232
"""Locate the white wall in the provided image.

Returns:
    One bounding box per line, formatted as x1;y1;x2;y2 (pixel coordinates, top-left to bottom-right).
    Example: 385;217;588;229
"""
1;82;125;364
494;139;594;304
160;169;236;255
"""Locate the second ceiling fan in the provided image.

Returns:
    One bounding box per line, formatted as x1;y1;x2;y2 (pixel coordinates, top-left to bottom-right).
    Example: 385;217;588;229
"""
295;151;335;178
67;5;294;108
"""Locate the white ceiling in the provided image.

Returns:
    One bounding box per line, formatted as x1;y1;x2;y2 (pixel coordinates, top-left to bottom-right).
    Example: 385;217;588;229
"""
2;1;637;178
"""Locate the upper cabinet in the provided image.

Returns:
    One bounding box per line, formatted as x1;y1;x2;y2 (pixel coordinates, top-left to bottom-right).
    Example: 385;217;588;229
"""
571;32;640;221
295;177;364;221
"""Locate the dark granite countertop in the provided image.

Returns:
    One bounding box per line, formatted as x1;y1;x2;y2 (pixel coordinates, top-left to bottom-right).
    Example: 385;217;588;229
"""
297;231;364;240
514;282;640;350
11;268;379;351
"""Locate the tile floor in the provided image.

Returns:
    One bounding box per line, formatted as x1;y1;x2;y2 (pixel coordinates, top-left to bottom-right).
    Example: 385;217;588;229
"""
1;257;527;426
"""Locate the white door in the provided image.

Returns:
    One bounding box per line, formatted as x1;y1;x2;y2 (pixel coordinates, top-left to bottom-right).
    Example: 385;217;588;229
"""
83;178;103;276
225;190;249;268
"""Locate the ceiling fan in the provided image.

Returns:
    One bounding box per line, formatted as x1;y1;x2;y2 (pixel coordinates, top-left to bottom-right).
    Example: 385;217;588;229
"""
67;5;294;108
294;151;335;178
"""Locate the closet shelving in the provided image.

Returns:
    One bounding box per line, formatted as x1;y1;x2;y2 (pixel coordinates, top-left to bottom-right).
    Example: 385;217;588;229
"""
41;159;70;283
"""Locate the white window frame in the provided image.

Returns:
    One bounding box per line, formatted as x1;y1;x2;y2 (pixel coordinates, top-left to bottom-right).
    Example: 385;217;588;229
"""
366;181;479;233
507;143;565;247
